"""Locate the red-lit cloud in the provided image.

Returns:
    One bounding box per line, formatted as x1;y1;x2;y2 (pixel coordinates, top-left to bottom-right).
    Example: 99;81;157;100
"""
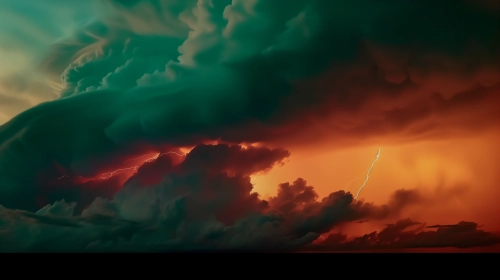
311;219;500;251
0;0;499;252
0;143;458;252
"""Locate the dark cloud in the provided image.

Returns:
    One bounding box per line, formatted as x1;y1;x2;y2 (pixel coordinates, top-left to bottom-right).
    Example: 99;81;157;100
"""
0;143;488;252
266;181;424;237
0;0;499;250
7;143;288;212
310;219;500;251
0;144;422;252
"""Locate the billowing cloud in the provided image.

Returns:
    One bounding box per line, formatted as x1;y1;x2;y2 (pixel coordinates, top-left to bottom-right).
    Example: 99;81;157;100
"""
0;144;427;252
0;0;499;251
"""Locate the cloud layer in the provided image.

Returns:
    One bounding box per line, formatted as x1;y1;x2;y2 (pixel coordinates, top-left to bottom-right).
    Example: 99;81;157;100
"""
0;144;448;252
0;0;499;251
311;219;500;251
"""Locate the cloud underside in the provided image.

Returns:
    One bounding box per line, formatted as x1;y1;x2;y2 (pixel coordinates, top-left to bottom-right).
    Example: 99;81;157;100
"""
0;0;499;251
1;144;498;252
312;219;500;251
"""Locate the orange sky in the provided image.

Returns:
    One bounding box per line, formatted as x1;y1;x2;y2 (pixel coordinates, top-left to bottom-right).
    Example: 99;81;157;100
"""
252;127;500;237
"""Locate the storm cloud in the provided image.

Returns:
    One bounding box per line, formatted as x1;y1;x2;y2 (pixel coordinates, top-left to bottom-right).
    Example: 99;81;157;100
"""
0;0;499;251
0;144;425;252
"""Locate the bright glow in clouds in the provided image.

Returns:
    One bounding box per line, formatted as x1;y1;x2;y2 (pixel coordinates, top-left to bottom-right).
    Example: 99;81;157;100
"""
124;151;186;163
57;151;187;181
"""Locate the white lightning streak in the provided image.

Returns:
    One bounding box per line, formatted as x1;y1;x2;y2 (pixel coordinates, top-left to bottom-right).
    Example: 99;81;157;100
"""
354;148;381;199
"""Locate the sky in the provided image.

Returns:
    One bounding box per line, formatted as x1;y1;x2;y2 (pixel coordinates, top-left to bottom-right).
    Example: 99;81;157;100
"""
0;0;499;252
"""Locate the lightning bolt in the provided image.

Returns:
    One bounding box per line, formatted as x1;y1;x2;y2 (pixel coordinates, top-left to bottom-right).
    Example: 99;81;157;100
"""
123;151;185;163
123;153;158;163
354;148;381;200
100;166;139;180
102;151;186;179
57;151;186;181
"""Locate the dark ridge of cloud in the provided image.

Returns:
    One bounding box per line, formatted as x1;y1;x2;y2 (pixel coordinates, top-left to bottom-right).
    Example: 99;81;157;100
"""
1;143;288;212
180;144;290;176
426;221;480;230
0;143;483;251
310;219;500;251
0;0;499;235
0;144;423;252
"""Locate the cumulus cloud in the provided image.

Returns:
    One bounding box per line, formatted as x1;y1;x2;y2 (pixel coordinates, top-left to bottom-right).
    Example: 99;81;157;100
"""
0;143;481;252
0;0;499;251
0;144;426;252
